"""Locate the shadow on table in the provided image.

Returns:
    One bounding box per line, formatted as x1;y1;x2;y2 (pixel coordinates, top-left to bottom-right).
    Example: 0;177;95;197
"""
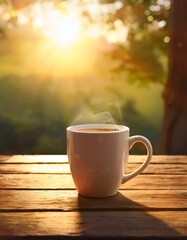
76;191;183;239
0;192;184;240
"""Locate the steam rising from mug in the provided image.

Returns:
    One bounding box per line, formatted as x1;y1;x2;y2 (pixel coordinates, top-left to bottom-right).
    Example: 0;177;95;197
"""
70;95;122;125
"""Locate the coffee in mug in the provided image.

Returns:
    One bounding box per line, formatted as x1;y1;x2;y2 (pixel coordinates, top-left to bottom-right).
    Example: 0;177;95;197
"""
67;124;152;198
76;127;120;133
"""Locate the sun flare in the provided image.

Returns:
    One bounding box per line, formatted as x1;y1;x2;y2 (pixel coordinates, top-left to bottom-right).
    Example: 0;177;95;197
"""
16;2;128;48
14;2;129;78
44;12;81;47
18;3;83;48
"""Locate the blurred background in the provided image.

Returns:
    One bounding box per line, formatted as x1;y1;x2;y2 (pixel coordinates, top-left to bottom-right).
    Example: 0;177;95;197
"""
0;0;171;154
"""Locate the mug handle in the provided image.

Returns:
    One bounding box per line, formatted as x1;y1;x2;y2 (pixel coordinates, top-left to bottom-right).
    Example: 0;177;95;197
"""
122;135;153;184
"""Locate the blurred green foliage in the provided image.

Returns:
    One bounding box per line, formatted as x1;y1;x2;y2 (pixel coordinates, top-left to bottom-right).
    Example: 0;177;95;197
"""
0;75;67;153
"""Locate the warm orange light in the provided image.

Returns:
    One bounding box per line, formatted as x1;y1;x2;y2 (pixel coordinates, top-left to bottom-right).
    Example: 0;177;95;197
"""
17;3;83;48
43;12;81;47
10;2;128;78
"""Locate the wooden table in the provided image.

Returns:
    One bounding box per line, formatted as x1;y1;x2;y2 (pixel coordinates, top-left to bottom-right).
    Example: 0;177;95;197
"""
0;155;186;239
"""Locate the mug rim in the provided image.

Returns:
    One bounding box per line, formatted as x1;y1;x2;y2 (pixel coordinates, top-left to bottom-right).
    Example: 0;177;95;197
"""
67;124;129;133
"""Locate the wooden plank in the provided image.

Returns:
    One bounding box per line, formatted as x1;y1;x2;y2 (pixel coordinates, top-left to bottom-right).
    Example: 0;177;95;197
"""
127;155;187;164
0;155;68;163
0;189;186;211
0;174;186;190
125;163;187;175
0;211;186;237
0;163;186;174
0;155;187;164
0;163;70;174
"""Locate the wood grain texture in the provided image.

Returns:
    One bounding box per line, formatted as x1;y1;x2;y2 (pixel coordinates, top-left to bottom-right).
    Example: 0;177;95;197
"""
0;190;187;211
0;211;186;237
0;155;186;239
0;163;186;175
0;174;186;190
1;155;187;163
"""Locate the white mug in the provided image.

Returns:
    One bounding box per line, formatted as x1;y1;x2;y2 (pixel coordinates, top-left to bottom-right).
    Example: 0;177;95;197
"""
67;124;152;198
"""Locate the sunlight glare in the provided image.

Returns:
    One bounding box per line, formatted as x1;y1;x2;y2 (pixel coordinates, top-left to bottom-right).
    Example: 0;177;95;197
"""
17;3;83;48
44;11;81;47
13;1;130;78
